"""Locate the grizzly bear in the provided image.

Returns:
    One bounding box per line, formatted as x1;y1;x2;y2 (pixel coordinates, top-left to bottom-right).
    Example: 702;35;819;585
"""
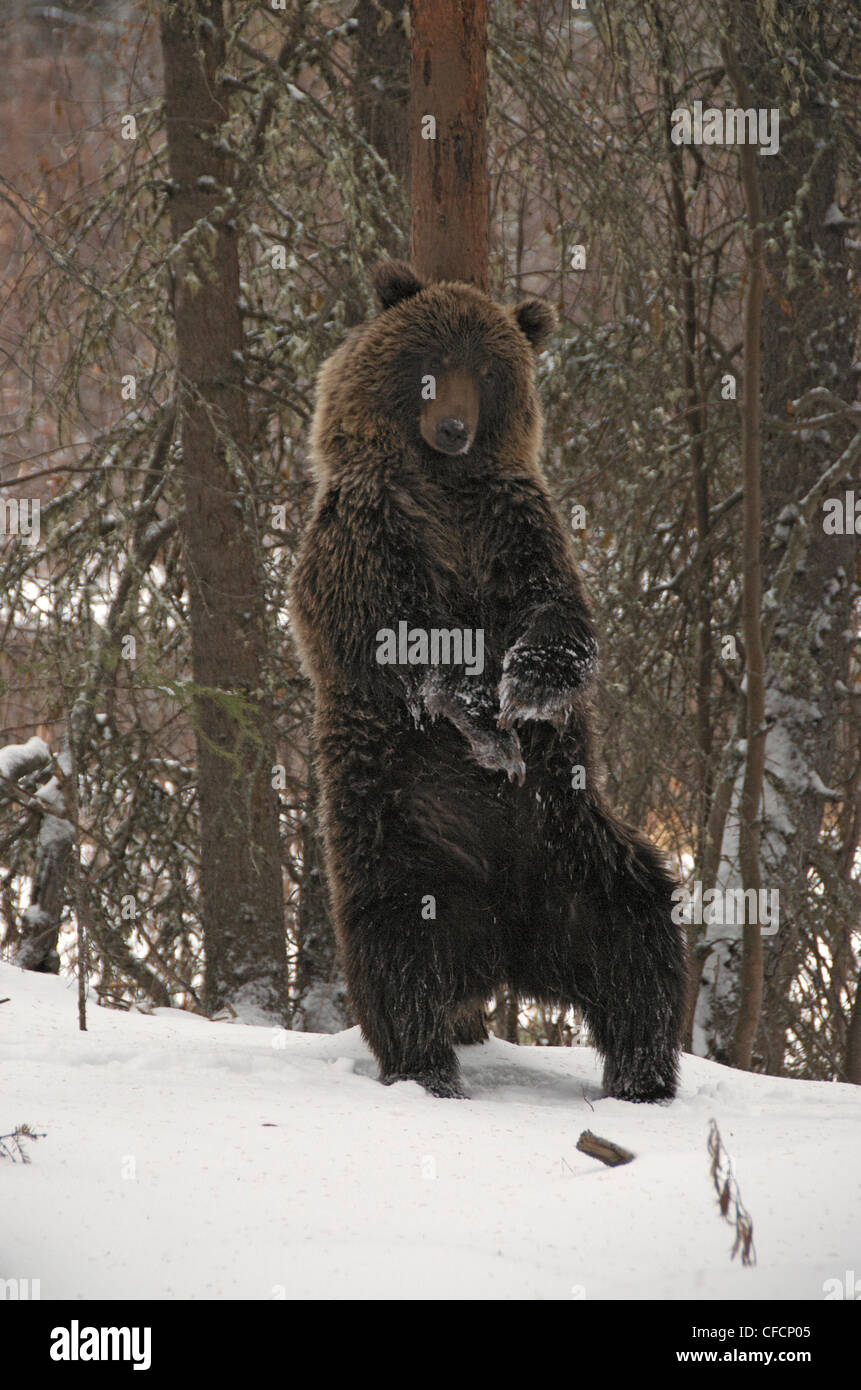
290;261;685;1102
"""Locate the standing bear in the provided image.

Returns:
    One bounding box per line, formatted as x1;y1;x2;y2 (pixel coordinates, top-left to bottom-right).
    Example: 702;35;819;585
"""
290;262;685;1102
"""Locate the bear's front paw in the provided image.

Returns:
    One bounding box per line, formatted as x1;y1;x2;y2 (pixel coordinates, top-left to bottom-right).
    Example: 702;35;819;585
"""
422;671;526;784
461;721;526;784
498;635;597;730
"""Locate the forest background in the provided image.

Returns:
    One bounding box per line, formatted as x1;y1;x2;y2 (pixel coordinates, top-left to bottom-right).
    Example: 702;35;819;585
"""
0;0;858;1084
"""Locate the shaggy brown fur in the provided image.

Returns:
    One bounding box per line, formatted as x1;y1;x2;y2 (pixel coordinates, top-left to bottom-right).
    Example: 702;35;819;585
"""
290;262;685;1101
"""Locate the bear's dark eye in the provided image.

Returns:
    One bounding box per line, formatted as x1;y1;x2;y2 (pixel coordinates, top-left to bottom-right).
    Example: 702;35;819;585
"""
480;367;498;390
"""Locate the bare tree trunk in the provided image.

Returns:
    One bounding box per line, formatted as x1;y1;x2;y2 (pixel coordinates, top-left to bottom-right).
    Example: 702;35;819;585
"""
409;0;489;288
654;4;715;1048
683;694;747;1049
731;0;857;1075
161;0;287;1022
355;0;410;193
846;975;861;1085
407;0;491;1046
294;762;349;1031
498;991;519;1044
721;38;766;1071
654;2;713;871
839;780;861;1083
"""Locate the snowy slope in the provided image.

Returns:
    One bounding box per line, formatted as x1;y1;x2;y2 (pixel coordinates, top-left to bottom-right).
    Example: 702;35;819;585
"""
1;961;859;1301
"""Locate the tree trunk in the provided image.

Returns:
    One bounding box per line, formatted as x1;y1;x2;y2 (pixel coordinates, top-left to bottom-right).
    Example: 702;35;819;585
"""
161;0;287;1022
405;0;491;1046
294;763;349;1031
653;5;715;1049
846;975;861;1085
732;0;857;1073
355;0;410;193
409;0;489;288
654;2;713;875
721;38;766;1071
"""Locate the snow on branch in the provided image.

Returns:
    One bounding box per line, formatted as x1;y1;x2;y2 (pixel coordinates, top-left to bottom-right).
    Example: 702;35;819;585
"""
0;735;51;784
0;737;75;974
762;420;861;656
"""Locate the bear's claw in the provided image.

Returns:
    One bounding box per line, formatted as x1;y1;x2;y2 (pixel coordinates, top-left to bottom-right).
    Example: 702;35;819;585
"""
422;670;526;782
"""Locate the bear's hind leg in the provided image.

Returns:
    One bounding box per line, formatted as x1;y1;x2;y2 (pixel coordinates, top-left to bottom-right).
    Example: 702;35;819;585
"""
340;903;466;1099
450;1000;490;1046
513;802;684;1103
575;816;685;1102
581;941;682;1103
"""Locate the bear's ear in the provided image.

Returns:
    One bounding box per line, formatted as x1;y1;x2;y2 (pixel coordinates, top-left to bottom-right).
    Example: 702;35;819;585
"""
372;261;424;312
514;297;557;351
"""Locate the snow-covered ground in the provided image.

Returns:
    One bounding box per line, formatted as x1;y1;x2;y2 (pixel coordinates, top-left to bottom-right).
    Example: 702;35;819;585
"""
1;961;859;1301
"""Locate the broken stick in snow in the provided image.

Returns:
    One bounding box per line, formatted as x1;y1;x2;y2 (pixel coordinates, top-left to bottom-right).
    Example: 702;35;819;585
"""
576;1130;635;1167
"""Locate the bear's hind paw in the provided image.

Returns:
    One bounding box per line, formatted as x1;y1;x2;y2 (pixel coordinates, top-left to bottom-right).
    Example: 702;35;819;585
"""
603;1068;678;1104
382;1069;468;1099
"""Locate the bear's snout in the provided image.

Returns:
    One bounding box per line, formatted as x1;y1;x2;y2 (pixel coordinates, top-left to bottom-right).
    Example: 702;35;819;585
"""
420;365;479;455
434;416;470;453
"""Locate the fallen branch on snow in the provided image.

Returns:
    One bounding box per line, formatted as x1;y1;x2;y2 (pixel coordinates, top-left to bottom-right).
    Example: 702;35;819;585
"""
707;1118;756;1265
0;1124;46;1164
576;1130;635;1167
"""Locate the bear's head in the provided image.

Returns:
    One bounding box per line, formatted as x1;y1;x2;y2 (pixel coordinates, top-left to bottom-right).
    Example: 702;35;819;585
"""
310;261;557;478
